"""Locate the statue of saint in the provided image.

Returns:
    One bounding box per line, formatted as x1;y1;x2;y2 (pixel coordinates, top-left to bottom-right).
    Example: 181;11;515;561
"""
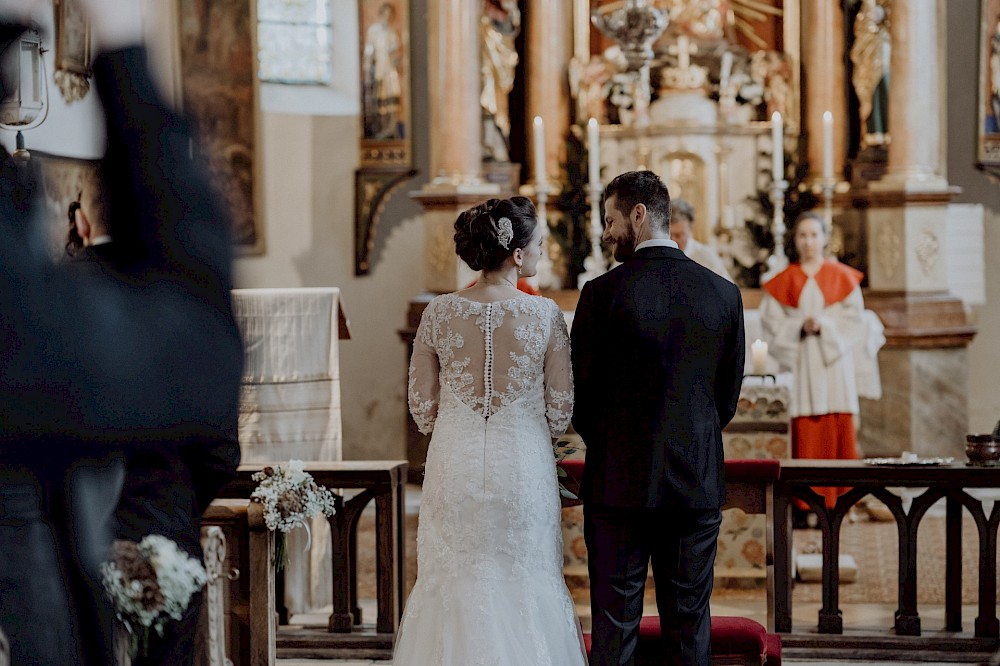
481;0;521;162
363;3;403;140
849;0;890;148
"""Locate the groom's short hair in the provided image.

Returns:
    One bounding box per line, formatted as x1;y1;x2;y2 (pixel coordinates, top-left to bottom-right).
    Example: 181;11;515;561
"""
604;170;672;231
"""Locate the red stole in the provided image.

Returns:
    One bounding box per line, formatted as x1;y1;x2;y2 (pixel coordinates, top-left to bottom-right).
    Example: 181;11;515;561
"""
762;260;863;308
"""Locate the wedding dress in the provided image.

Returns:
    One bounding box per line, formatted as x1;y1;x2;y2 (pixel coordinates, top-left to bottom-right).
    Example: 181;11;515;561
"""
396;293;587;666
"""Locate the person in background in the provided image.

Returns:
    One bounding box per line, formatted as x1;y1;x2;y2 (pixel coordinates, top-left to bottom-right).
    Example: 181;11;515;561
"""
758;212;866;515
0;0;243;663
669;197;732;281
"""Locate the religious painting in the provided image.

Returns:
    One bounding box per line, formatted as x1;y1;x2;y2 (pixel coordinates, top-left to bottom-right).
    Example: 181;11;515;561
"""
176;0;264;253
355;0;415;274
979;0;1000;167
53;0;92;103
54;0;89;75
32;151;102;260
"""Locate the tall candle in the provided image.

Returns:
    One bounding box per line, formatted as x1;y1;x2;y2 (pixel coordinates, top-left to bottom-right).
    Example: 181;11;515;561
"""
588;117;600;187
822;110;834;180
751;339;769;375
533;115;547;185
771;111;783;182
677;35;690;70
719;51;733;92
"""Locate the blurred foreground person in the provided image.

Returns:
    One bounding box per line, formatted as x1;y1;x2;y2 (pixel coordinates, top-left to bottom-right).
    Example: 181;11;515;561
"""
0;2;243;663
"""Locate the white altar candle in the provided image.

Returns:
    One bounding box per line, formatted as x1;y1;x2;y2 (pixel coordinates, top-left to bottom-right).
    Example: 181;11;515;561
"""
822;110;834;180
720;51;733;92
588;117;600;188
533;115;547;185
771;111;783;182
751;339;769;375
677;35;690;70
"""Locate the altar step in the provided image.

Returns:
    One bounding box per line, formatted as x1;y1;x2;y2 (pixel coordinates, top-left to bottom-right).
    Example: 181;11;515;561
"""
276;624;394;661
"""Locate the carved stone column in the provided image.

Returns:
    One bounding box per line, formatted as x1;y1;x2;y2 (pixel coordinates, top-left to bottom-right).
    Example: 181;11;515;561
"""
877;0;949;191
525;0;573;184
416;0;500;295
427;0;485;185
800;0;847;184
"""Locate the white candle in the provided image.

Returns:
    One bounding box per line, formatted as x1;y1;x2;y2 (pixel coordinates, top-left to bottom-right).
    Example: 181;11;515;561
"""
588;117;600;187
822;110;834;180
751;339;769;375
771;111;783;182
677;35;690;70
720;51;733;92
533;115;547;185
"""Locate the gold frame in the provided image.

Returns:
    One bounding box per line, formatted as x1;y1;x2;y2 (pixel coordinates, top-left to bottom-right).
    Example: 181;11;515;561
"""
174;0;265;254
978;0;1000;167
54;0;90;76
355;0;415;275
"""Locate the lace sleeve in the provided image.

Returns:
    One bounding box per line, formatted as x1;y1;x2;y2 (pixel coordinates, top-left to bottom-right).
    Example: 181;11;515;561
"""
543;300;573;437
408;301;440;434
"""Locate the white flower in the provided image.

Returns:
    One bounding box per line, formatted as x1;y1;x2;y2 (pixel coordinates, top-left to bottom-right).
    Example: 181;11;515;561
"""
250;459;338;533
100;535;208;639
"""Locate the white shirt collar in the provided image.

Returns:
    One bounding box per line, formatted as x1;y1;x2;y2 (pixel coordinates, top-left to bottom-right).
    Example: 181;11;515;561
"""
634;238;678;252
89;235;113;246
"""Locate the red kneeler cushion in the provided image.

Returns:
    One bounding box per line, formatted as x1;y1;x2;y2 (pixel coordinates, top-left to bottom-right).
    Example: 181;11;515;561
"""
582;616;781;665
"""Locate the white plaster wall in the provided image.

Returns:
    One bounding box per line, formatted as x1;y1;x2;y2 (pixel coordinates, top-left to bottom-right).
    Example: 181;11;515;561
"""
946;3;1000;434
234;112;425;461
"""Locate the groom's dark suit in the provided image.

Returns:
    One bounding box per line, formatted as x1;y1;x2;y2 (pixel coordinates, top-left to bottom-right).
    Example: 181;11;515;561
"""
572;245;744;666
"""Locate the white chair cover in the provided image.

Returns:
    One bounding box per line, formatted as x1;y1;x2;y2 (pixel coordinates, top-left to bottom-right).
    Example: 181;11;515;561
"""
232;287;349;614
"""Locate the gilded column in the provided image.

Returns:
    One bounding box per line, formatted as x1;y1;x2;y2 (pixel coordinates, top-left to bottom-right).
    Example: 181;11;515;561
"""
427;0;483;184
878;0;948;190
800;0;847;184
525;0;572;184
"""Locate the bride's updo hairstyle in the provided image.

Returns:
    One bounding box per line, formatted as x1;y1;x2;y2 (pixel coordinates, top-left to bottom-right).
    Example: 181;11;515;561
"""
453;196;537;271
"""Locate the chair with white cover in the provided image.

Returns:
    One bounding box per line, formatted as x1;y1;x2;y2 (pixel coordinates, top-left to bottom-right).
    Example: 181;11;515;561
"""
232;287;350;615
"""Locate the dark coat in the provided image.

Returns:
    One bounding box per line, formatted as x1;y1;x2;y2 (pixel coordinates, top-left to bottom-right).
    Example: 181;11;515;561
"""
571;245;745;509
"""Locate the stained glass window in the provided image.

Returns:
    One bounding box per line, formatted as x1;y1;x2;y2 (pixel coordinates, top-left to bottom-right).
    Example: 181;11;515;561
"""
257;0;333;84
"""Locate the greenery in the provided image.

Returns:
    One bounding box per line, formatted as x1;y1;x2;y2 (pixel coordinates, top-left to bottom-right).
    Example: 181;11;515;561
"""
553;124;599;289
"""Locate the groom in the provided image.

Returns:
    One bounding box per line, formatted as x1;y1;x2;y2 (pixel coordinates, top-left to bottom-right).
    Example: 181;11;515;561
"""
572;170;745;665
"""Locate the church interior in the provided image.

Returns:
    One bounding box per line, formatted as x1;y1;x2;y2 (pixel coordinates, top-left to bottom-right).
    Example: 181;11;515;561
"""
2;0;1000;664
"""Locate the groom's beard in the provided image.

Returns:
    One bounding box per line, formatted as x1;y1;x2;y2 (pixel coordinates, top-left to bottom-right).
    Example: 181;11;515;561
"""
611;225;637;262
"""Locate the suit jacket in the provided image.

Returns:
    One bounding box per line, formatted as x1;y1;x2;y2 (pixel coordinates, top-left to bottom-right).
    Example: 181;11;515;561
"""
0;42;242;665
571;246;745;509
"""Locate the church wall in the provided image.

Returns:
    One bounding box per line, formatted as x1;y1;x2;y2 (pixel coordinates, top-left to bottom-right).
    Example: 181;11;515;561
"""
233;112;426;461
0;1;431;463
945;2;1000;433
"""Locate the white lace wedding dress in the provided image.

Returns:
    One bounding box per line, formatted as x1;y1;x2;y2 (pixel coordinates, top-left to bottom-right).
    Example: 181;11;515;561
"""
395;293;587;666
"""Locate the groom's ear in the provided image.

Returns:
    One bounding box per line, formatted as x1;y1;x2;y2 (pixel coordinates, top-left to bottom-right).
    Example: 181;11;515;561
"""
632;203;647;225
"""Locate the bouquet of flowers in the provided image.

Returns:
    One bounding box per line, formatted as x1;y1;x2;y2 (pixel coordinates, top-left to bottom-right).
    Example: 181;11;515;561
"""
101;535;208;659
250;459;338;569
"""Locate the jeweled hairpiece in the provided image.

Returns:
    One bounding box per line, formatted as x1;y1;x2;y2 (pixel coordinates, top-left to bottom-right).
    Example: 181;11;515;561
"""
495;216;513;250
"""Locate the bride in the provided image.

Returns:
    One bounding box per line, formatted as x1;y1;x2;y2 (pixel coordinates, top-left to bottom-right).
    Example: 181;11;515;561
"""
396;197;587;665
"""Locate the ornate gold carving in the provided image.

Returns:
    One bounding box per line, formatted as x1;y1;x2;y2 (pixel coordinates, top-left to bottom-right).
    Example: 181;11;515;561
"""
876;222;902;281
429;222;454;276
354;167;417;275
915;226;940;277
53;69;90;104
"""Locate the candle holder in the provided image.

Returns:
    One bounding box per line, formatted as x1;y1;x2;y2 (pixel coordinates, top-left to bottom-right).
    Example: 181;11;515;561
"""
762;178;788;282
818;176;837;233
578;182;607;288
533;181;559;290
